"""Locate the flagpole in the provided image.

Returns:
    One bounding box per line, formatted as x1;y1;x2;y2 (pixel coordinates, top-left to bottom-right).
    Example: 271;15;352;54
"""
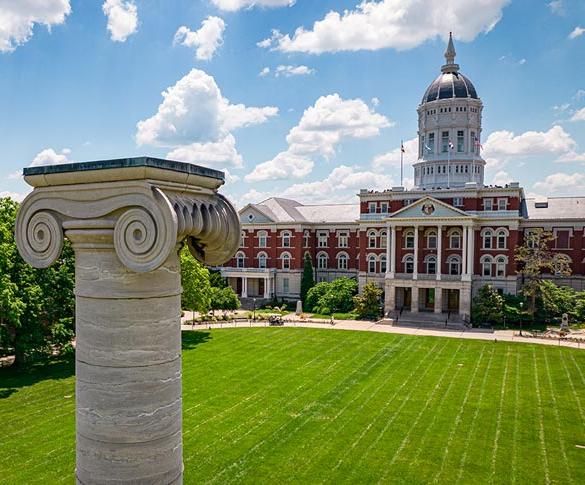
400;140;404;187
447;142;451;189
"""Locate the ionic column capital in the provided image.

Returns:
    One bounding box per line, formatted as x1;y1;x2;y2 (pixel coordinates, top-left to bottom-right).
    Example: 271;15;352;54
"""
16;180;240;272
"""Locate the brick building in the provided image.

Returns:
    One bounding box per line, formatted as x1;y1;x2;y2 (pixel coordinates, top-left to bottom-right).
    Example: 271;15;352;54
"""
219;35;585;321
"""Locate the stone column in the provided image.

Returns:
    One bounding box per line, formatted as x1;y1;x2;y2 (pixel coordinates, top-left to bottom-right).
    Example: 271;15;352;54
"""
413;226;419;280
436;225;442;281
263;277;269;298
385;224;391;274
434;288;443;314
467;226;475;277
411;286;419;313
15;158;240;485
462;226;468;276
390;225;396;276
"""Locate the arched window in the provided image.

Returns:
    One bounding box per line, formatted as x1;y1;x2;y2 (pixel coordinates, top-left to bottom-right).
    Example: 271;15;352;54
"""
425;255;437;274
368;230;377;248
403;254;414;274
481;255;493;277
447;255;461;275
404;230;415;249
496;229;508;249
482;229;494;249
281;252;291;270
317;252;328;270
380;230;387;249
258;252;268;269
496;256;507;277
337;252;349;270
281;231;291;248
367;254;377;273
426;230;437;249
303;230;310;248
236;251;245;268
380;255;387;274
258;230;268;248
449;229;461;249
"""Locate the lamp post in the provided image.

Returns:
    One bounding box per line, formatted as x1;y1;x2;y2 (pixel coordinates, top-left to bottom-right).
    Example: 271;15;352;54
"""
519;301;524;336
253;297;257;322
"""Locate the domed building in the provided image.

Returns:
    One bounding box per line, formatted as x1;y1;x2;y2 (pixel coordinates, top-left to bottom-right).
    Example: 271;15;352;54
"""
414;33;485;189
220;35;585;325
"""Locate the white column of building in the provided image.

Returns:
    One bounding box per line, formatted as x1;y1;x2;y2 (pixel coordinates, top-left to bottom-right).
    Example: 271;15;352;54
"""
462;226;468;276
385;224;391;275
242;277;248;297
467;225;475;277
390;225;397;276
437;225;442;281
264;277;269;298
413;225;419;280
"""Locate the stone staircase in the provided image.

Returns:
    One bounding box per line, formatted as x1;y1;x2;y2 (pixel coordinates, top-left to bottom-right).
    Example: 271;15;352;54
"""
383;310;467;330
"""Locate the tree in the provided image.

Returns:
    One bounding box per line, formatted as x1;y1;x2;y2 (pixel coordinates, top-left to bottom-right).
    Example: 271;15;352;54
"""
180;247;212;323
471;285;504;326
210;286;240;314
538;280;576;323
515;231;572;315
300;254;315;304
0;197;75;367
306;277;358;315
353;283;383;319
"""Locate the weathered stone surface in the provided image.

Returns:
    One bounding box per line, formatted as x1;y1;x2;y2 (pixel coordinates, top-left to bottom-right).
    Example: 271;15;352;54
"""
14;158;240;484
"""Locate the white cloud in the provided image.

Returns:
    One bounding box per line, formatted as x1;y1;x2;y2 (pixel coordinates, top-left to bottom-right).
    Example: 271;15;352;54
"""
278;165;393;204
210;0;295;12
0;0;71;52
136;69;278;148
371;97;380;107
372;137;418;171
482;125;580;168
574;89;585;101
174;16;225;61
547;1;564;15
533;172;585;194
259;67;270;77
166;134;243;168
102;1;138;42
491;170;511;186
245;93;391;182
241;165;394;205
0;191;28;202
29;148;73;167
260;0;510;53
275;65;315;77
570;107;585;122
569;26;585;39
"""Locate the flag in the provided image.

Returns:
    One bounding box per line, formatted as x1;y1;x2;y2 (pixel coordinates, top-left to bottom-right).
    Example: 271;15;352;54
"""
474;135;483;150
400;142;405;153
448;140;454;150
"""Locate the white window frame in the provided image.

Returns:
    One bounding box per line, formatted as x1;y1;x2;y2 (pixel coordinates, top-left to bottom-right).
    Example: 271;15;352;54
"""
281;231;291;248
369;202;377;214
281;252;291;271
496;256;507;277
449;230;461;249
483;198;493;211
337;231;349;248
367;255;377;274
258;252;268;269
425;255;437;275
317;231;328;248
258;230;268;248
337;252;349;270
317;252;328;270
497;198;507;211
236;252;245;268
404;230;415;249
447;255;461;275
403;255;414;274
427;230;437;249
453;197;463;207
368;230;377;249
482;229;494;249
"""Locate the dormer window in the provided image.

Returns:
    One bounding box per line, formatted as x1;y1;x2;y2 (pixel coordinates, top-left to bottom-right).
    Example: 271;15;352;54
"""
369;202;377;213
483;198;493;211
497;198;507;211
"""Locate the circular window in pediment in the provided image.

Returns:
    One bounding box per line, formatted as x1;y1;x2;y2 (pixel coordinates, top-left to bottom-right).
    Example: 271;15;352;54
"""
421;202;435;215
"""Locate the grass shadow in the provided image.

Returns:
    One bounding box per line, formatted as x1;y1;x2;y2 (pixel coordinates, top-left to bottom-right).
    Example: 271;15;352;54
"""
0;356;75;400
182;330;212;350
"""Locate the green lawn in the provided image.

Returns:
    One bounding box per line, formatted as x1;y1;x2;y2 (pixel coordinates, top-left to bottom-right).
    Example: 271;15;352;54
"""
1;328;585;484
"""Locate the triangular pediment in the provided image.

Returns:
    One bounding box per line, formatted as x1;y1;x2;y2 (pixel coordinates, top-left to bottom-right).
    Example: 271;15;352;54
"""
239;204;275;223
390;196;470;219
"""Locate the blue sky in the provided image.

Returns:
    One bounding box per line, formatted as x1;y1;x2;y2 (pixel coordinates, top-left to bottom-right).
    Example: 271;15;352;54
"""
1;0;584;205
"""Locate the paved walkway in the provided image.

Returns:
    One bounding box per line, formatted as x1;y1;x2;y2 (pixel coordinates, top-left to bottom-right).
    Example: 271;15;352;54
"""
181;318;585;350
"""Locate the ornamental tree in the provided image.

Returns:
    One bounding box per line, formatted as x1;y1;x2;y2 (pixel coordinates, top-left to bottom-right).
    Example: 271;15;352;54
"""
300;253;315;304
353;283;383;319
515;231;572;315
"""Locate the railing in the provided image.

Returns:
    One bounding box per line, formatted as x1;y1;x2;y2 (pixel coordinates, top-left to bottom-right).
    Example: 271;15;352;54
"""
417;274;436;280
217;267;276;274
395;273;413;280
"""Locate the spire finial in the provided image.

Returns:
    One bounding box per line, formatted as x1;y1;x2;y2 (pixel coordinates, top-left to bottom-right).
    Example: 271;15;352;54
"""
441;32;459;73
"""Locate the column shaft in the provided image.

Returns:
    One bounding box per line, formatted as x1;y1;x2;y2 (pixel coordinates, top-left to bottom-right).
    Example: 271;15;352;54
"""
413;226;419;280
73;243;182;485
385;224;391;274
462;226;468;275
390;226;396;275
437;225;442;281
